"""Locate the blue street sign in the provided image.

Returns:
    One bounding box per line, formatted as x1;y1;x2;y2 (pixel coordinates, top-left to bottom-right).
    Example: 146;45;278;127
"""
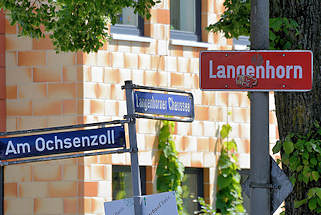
0;126;125;160
134;91;193;117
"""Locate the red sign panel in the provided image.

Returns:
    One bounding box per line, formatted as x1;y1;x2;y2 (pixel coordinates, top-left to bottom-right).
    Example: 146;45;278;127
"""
200;51;313;91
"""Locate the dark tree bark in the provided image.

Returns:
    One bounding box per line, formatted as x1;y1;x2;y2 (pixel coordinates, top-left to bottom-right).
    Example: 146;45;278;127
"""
270;0;321;214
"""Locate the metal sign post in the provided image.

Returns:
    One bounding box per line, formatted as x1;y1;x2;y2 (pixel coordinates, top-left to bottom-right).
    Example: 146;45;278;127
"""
122;80;194;215
0;81;193;215
200;1;311;213
250;0;270;214
123;80;143;215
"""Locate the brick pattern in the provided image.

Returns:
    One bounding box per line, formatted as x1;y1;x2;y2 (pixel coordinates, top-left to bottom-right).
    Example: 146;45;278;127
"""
4;1;279;214
5;17;82;131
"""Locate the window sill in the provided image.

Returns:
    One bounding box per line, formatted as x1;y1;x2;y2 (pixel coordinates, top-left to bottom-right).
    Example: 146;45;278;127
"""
111;34;154;43
169;39;210;48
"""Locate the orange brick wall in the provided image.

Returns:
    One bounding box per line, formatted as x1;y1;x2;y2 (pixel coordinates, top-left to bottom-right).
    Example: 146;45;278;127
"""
3;12;90;215
3;0;279;214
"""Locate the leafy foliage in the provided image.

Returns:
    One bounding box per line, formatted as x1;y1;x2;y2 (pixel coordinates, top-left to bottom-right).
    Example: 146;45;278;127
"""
207;0;251;39
216;124;245;214
269;17;300;50
198;124;245;215
0;0;159;52
197;196;216;214
156;121;185;214
207;0;299;50
272;121;321;213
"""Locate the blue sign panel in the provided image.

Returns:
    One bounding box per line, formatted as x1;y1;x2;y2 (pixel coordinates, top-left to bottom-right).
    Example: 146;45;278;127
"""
134;91;193;117
0;126;125;160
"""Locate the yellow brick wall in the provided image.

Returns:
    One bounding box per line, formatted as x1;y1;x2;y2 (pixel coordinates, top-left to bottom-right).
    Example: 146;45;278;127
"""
3;0;279;214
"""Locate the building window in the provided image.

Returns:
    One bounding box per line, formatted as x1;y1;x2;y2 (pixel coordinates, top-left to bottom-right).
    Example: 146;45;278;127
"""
110;2;144;36
170;0;201;41
182;168;204;214
112;165;146;200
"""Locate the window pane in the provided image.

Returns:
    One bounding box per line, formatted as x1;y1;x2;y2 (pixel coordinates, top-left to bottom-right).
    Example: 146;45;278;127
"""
182;168;203;214
170;0;195;32
117;7;138;26
112;169;133;200
112;166;146;200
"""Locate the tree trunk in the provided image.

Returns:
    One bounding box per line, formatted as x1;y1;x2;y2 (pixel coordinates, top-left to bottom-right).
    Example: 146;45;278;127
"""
270;0;321;214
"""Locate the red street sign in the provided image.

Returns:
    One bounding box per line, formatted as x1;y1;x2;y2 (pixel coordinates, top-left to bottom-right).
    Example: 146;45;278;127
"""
200;50;313;91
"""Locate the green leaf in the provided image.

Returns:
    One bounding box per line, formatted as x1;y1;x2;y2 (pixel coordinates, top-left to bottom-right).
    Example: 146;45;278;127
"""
217;175;232;189
224;140;237;151
314;121;320;128
308;188;317;199
315;188;321;199
294;199;307;208
269;31;277;41
296;165;303;172
309;198;317;211
220;124;232;139
310;158;318;166
303;152;309;160
282;153;290;166
272;140;282;154
283;140;294;154
283;41;292;49
317;207;321;213
289;156;300;171
312;171;319;181
303;175;310;184
270;18;284;32
289;176;296;186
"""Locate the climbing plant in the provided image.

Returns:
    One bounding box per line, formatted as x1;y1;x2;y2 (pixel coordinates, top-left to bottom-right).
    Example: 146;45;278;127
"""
156;120;185;214
272;121;321;213
215;124;245;214
197;124;245;215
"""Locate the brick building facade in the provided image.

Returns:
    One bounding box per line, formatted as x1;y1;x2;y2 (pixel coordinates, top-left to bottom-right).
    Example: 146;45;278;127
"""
0;1;278;214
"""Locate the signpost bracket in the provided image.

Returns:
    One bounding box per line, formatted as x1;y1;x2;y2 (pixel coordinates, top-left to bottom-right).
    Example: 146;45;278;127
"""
250;182;280;190
124;114;139;121
130;147;139;153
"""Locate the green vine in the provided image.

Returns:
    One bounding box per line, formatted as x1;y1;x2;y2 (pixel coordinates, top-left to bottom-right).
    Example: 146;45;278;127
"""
156;120;185;214
207;0;300;50
198;124;245;214
272;121;321;213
